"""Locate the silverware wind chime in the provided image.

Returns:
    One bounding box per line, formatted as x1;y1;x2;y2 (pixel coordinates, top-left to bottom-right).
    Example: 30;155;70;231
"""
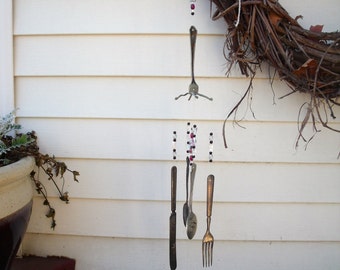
170;123;215;268
170;2;215;269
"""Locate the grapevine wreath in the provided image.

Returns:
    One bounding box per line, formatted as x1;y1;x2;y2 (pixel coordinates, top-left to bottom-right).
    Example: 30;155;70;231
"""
208;0;340;148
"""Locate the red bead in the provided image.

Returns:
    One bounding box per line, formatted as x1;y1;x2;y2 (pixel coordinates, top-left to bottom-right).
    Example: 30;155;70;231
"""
191;4;195;9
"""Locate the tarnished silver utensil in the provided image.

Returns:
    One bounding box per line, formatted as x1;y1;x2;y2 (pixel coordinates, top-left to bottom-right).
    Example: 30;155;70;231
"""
186;163;197;239
175;26;213;101
202;175;215;267
169;166;177;270
182;156;190;226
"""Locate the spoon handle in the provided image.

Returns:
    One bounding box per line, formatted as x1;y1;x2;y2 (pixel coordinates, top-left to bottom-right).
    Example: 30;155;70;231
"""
207;175;214;218
185;157;190;202
188;163;197;208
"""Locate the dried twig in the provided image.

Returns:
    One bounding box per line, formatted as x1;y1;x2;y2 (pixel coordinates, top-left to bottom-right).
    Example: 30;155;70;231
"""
210;0;340;149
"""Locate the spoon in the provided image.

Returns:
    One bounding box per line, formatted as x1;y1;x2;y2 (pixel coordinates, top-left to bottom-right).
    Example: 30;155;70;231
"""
186;162;197;239
182;157;190;226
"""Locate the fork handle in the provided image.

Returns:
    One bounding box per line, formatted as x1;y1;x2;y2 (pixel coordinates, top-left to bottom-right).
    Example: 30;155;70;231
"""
190;26;197;80
207;175;214;218
185;157;190;203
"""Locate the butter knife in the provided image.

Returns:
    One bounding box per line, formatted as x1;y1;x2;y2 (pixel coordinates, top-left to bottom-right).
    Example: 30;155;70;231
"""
169;166;177;270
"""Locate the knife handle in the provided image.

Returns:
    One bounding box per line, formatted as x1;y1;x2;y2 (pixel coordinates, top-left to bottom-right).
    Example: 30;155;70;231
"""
207;175;214;218
171;166;177;212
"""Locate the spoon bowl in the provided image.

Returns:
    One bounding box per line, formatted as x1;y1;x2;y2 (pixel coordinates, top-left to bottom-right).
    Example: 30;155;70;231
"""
186;210;197;239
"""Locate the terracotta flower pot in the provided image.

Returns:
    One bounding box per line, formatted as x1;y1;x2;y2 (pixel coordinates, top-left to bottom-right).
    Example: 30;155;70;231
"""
0;156;35;270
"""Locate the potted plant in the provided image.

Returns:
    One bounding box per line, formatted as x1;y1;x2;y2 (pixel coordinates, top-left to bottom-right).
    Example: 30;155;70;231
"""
0;110;79;270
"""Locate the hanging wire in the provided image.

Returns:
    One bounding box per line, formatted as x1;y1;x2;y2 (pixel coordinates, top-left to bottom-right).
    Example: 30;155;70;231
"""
234;0;242;27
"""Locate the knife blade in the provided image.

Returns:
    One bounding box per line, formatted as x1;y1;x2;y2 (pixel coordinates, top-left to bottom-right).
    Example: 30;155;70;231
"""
169;166;177;270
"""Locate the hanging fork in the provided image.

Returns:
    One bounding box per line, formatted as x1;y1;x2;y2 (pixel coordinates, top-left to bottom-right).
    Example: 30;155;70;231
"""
175;26;213;101
202;174;215;267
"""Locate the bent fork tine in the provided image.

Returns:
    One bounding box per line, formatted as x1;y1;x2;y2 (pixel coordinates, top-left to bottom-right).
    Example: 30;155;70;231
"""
195;92;213;101
174;92;191;100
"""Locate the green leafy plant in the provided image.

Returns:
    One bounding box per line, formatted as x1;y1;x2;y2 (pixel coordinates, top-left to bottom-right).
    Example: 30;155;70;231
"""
0;110;79;229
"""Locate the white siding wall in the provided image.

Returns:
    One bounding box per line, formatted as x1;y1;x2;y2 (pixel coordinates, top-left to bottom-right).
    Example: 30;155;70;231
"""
9;0;340;269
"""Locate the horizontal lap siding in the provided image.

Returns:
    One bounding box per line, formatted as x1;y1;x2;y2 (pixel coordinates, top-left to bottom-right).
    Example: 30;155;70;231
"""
14;34;233;78
16;118;340;163
13;0;339;34
13;0;340;269
14;0;226;35
22;234;340;270
30;159;340;203
28;198;340;241
16;76;319;121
